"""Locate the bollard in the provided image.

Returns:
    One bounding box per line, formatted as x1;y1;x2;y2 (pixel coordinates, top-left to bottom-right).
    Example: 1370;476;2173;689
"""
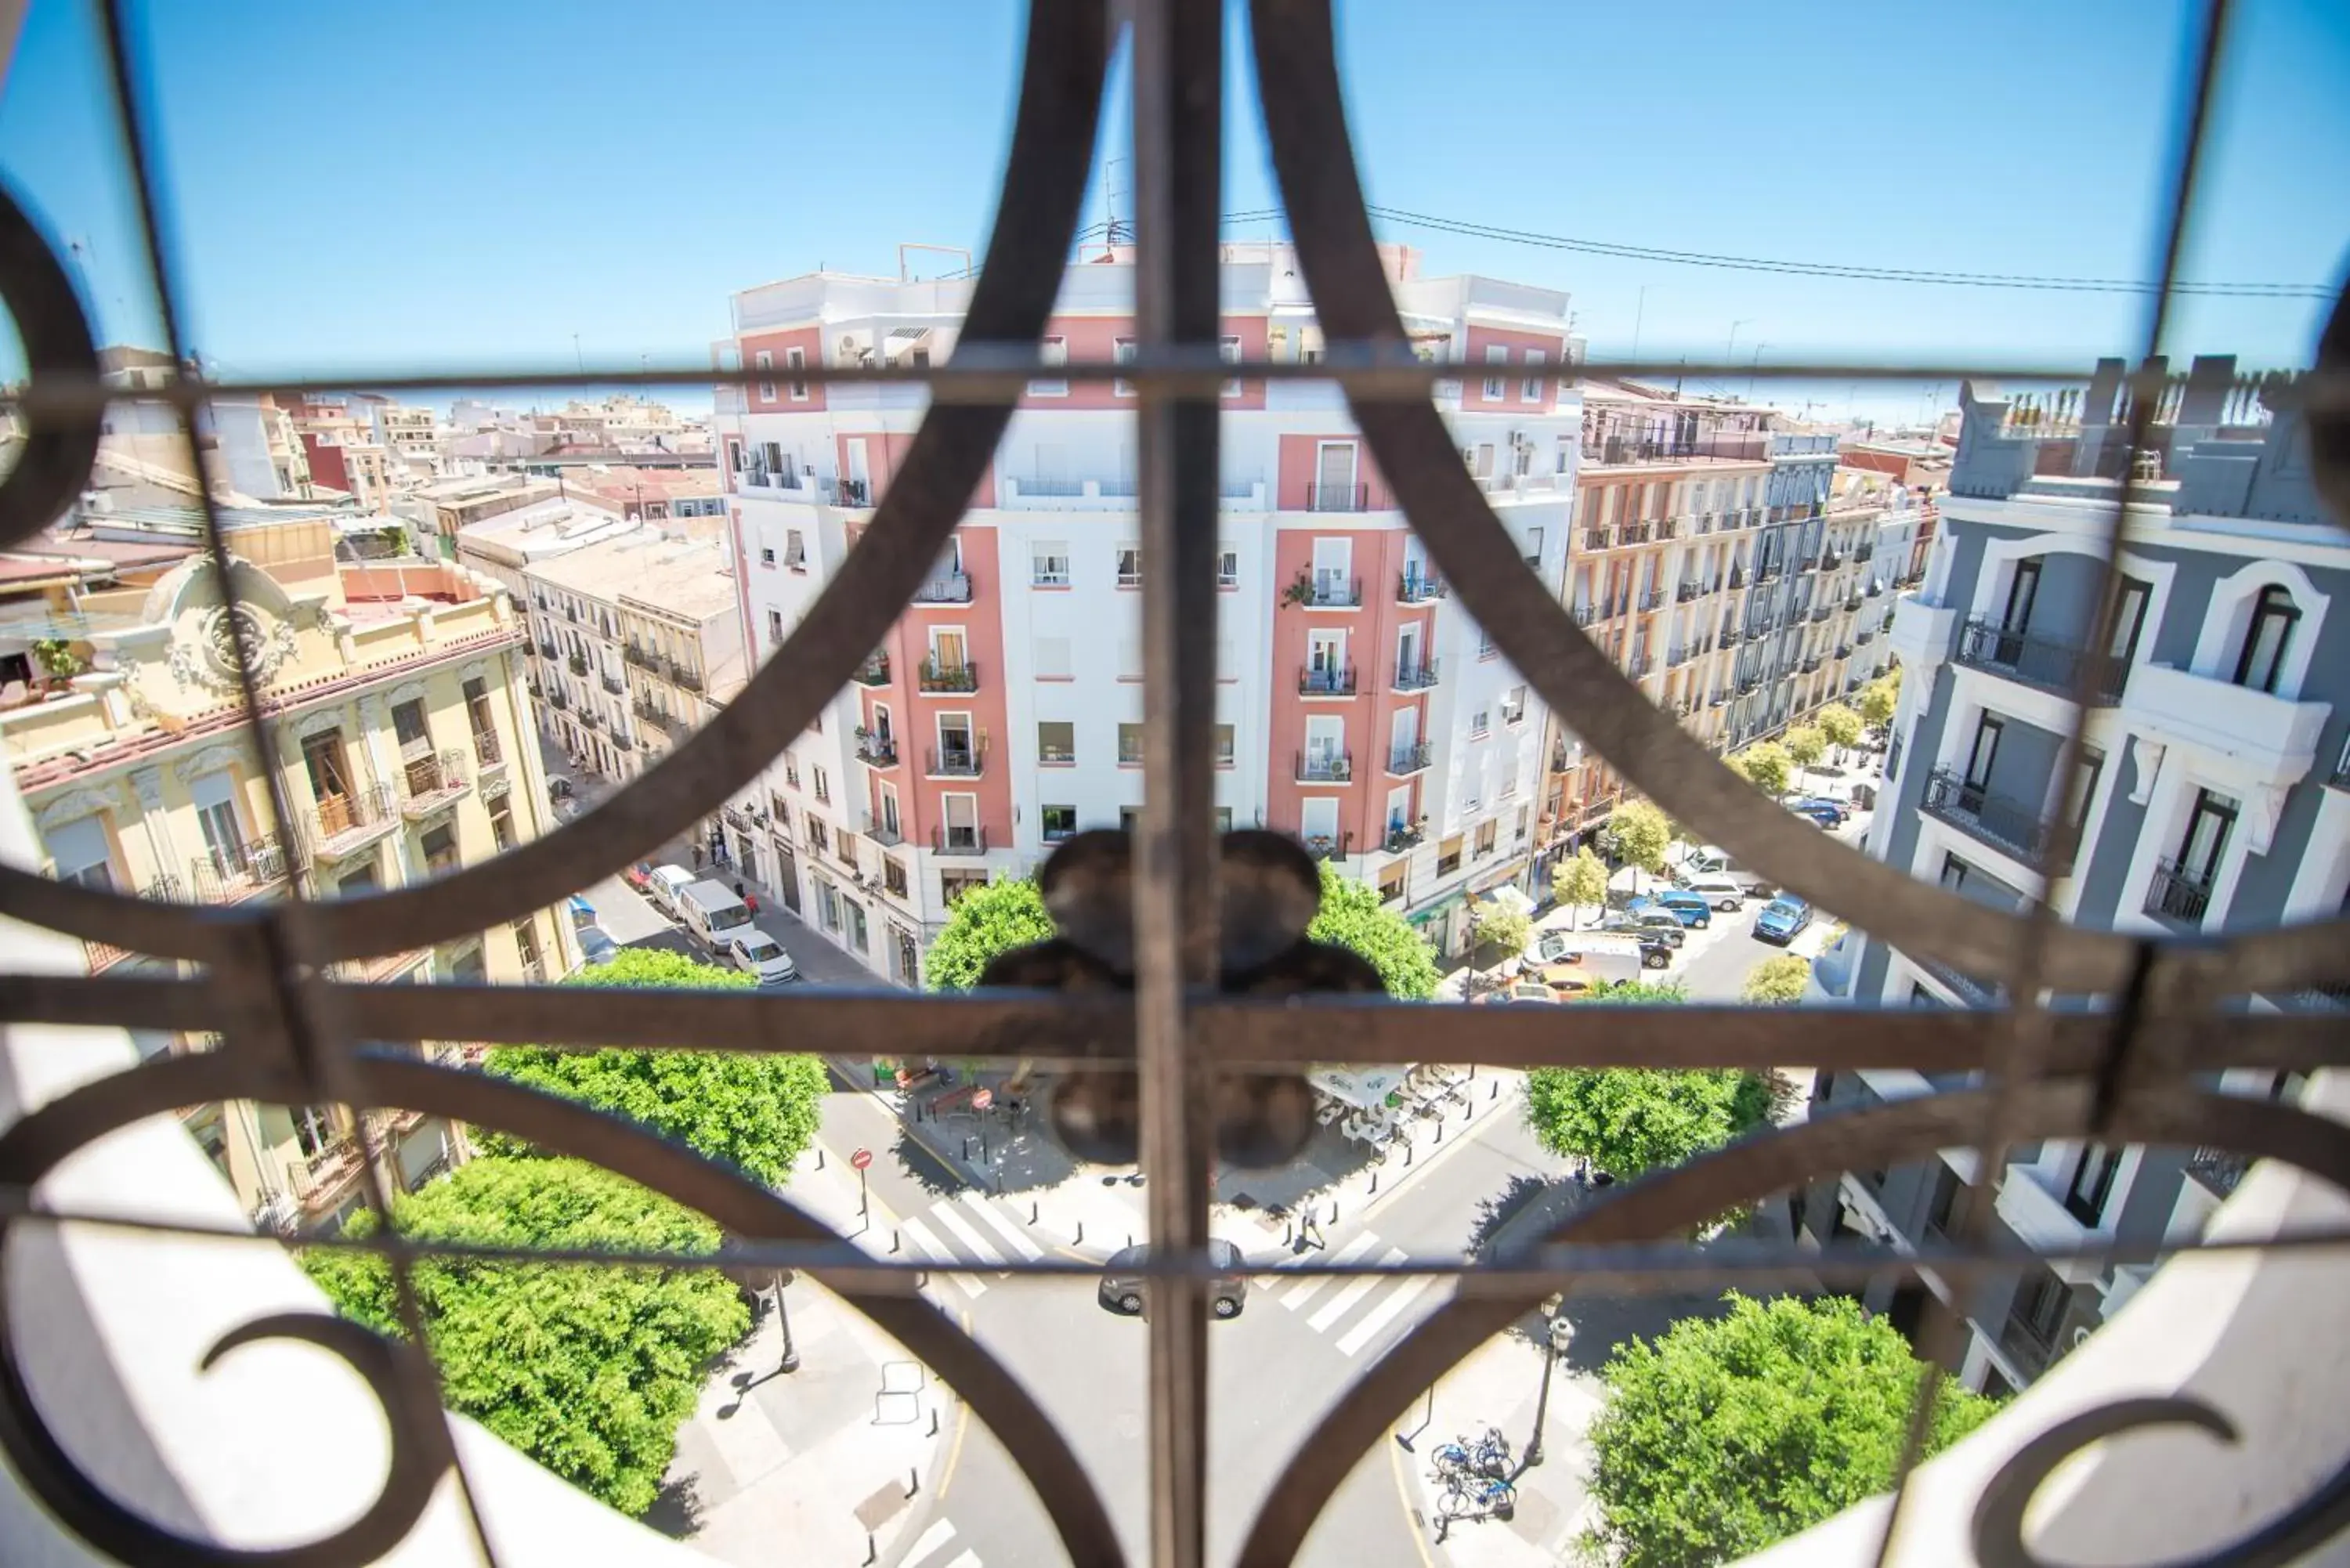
1468;1063;1477;1080
906;1466;920;1499
1368;1171;1378;1195
1031;1200;1040;1224
866;1531;877;1566
1075;1220;1084;1246
1282;1219;1293;1247
1405;1140;1414;1166
1434;1120;1444;1143
993;1173;1003;1196
1329;1201;1340;1227
930;1408;940;1437
1491;1078;1500;1100
891;1229;902;1254
963;1137;973;1161
815;1147;826;1169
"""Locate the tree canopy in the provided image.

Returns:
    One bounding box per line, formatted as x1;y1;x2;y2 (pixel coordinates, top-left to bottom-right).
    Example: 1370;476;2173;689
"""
1472;894;1533;964
1816;703;1864;755
1307;864;1441;999
1860;674;1900;730
1730;741;1793;798
1585;1293;1998;1568
1550;847;1610;927
924;865;1440;999
483;948;826;1187
1783;724;1827;771
925;876;1056;990
1741;954;1812;1006
1609;800;1672;876
302;1156;750;1519
1522;981;1771;1180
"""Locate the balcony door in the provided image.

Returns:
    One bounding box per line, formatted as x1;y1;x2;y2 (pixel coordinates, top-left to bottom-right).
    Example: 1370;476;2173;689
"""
2233;586;2298;694
872;702;895;746
878;782;901;840
191;771;243;873
930;628;968;674
1304;714;1345;775
1300;795;1340;851
1396;623;1423;680
844;437;871;493
1999;557;2042;637
1308;629;1346;690
302;730;357;832
1311;537;1352;601
1314;443;1358;511
1961;716;2003;807
942;793;979;851
1390;706;1419;767
2176;789;2236;887
937;713;974;770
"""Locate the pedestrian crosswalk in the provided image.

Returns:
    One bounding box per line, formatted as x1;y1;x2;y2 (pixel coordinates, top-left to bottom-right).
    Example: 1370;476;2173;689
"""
1262;1228;1445;1360
902;1517;981;1568
898;1189;1047;1303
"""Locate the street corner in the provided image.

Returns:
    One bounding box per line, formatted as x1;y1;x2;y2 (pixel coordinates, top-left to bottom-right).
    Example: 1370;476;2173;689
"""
666;1277;956;1568
1393;1337;1605;1568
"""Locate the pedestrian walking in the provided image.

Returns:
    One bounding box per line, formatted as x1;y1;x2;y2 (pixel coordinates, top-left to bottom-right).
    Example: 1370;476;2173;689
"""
745;891;760;916
733;880;747;900
691;843;705;870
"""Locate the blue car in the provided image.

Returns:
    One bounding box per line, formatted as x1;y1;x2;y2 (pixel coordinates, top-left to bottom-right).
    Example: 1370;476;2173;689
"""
1646;889;1716;930
1752;895;1813;945
1791;799;1847;829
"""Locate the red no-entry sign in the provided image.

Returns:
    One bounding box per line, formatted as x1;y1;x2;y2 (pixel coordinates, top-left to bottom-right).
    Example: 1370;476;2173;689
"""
850;1147;874;1171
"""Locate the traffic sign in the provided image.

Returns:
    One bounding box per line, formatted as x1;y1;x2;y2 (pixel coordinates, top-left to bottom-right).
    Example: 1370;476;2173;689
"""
850;1147;874;1171
972;1089;994;1112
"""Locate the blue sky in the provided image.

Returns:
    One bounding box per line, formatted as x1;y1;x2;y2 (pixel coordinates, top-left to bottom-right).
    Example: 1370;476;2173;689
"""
2;0;2343;423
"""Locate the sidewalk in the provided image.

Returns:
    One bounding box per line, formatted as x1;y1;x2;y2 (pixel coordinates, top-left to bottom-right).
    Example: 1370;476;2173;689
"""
655;1133;952;1566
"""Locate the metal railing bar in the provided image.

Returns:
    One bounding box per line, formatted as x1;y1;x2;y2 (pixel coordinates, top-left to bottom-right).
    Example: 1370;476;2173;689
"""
1872;2;2239;1562
11;1192;2350;1288
12;354;2345;415
5;978;2346;1073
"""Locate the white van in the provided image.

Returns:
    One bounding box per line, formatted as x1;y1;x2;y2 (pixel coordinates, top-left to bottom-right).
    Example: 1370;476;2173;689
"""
1674;848;1771;898
677;880;755;949
1678;873;1752;912
1531;931;1652;993
645;864;697;918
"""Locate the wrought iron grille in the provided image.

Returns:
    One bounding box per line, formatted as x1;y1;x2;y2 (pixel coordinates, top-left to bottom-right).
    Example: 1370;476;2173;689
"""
0;0;2347;1566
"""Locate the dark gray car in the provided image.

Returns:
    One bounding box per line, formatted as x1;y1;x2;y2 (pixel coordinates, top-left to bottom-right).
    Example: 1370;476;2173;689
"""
1099;1240;1248;1318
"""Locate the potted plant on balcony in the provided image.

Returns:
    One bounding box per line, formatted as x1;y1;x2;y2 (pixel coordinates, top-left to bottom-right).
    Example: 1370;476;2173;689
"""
30;637;84;688
1282;569;1314;609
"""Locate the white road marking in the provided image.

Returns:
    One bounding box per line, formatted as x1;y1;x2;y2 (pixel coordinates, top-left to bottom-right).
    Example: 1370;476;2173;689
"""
1334;1271;1438;1357
1308;1245;1403;1332
903;1520;957;1567
1280;1234;1378;1309
959;1189;1045;1260
901;1217;987;1300
942;1553;981;1568
930;1203;1009;1270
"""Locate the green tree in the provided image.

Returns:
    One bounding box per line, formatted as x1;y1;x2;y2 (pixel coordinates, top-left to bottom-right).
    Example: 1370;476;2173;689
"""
1730;741;1793;798
302;1157;750;1518
1308;864;1441;999
1471;894;1533;966
1741;954;1811;1006
1816;703;1863;761
1609;800;1672;883
1550;847;1610;929
483;948;826;1187
924;876;1055;990
1585;1294;1998;1568
1860;674;1900;731
1522;983;1772;1180
1782;724;1827;774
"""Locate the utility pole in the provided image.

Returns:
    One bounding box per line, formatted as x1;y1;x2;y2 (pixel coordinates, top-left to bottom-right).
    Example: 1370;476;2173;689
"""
772;1269;801;1374
1525;1313;1569;1465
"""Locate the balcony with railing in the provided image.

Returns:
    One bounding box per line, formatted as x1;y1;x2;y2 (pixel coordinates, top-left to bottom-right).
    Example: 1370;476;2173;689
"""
1296;574;1361;608
623;642;659;672
1296;748;1353;782
925;744;985;779
1955;617;2127;703
1305;481;1389;512
566;652;588;677
1921;768;2066;871
1392;659;1439;692
854;728;900;767
632;699;682;739
862;812;905;848
667;659;704;693
1299;662;1358;696
1386;741;1433;777
852;651;891;686
600;670;625;696
186;833;291;902
399;750;472;819
912;570;974;604
1382;823;1423;853
308;782;399;862
916;657;980;693
1581;428;1770;465
2146;858;2216;928
1397;569;1448;603
930;823;988;857
1798;656;1823;674
1636;587;1665;612
1676;580;1707;603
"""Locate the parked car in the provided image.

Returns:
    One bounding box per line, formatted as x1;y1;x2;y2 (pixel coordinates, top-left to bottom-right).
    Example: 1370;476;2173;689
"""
1601;905;1687;948
577;923;618;966
1752;894;1814;945
1675;872;1752;911
1674;847;1773;898
677;880;756;949
727;932;800;988
1647;890;1717;930
1535;931;1655;982
643;863;696;917
1099;1240;1248;1318
1791;798;1848;829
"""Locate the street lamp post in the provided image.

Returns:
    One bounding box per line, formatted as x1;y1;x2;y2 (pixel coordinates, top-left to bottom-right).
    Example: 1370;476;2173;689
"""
773;1268;801;1375
1524;1313;1569;1467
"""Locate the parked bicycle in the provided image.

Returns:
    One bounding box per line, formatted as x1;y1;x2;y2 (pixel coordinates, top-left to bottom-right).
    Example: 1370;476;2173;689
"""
1437;1471;1517;1523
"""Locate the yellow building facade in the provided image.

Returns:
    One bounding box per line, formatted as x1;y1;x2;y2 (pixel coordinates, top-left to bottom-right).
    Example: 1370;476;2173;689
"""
2;513;572;1230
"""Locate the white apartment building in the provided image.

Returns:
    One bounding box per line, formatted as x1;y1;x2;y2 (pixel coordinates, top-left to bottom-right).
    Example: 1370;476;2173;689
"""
713;244;1582;983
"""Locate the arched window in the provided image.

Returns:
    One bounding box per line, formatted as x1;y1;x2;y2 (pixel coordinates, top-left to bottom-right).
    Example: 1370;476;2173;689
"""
2232;585;2298;694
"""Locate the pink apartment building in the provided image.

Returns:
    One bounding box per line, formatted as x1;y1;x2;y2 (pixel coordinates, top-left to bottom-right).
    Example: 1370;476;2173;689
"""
714;244;1582;985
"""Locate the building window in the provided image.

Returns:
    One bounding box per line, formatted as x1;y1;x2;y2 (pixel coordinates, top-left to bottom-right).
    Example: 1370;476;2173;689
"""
1473;819;1499;858
1038;721;1076;764
1435;834;1462;877
2011;1265;2068;1346
1470;708;1490;737
420;822;458;875
784;529;807;569
1113;338;1137;397
1377;864;1406;904
2233;585;2298;694
1033;542;1071;587
1213;724;1235;767
1036;635;1074;679
1482;344;1507;400
767;609;785;645
806;817;830;857
1031;336;1068;396
760;546;776;567
1118;723;1145;765
1041;804;1077;842
812;766;830;806
488;795;515;852
1115;544;1143;588
1220;335;1242;398
1217;545;1239;588
844;898;869;954
2175;788;2236;887
1502;685;1528;726
1522;349;1546;403
882;858;909;898
754;350;776;403
46;814;116;891
815;877;841;933
2064;1144;2122;1227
